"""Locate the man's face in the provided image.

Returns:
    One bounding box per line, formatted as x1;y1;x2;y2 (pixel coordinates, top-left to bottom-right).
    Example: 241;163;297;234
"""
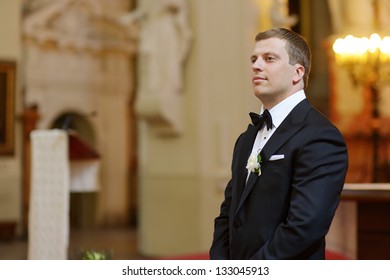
250;37;300;108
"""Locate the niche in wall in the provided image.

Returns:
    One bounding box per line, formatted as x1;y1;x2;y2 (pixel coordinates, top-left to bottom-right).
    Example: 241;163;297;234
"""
51;111;99;229
51;112;97;149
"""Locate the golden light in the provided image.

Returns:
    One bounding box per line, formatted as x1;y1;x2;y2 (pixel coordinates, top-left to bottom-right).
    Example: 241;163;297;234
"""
332;33;390;65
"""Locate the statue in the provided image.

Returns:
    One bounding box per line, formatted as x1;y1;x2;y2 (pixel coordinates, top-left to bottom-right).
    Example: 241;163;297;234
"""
120;0;193;136
327;0;376;34
270;0;298;29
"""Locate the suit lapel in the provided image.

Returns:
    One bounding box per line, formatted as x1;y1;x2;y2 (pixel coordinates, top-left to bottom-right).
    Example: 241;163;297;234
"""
235;99;312;215
236;124;258;198
261;99;311;162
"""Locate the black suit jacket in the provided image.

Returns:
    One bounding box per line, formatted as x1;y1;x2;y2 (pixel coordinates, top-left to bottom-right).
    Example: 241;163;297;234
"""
210;99;348;259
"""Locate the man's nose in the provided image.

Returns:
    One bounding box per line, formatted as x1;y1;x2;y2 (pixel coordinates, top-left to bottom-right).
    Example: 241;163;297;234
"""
252;58;263;71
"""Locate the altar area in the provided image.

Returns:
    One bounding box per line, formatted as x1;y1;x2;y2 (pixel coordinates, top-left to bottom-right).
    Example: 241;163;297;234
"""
340;184;390;259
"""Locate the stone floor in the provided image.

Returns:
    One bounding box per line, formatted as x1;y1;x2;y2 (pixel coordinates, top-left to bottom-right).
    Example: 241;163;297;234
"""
0;227;145;260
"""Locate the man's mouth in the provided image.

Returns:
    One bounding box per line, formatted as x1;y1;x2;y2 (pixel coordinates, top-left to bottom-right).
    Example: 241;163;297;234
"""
252;76;266;83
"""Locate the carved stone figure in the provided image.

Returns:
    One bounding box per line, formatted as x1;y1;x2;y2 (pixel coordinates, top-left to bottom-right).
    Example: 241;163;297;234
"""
270;0;298;29
120;0;193;136
327;0;375;34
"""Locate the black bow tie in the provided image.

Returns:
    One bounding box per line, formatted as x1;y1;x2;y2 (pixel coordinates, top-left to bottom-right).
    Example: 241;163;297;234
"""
249;109;273;131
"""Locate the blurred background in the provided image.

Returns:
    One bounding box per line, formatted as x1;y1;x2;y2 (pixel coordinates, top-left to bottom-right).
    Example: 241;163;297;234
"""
1;0;390;260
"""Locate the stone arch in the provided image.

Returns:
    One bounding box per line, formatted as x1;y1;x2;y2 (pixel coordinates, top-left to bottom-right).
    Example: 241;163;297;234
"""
50;111;97;149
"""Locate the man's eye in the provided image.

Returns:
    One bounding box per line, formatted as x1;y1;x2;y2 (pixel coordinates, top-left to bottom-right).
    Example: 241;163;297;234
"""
251;58;257;64
265;56;275;61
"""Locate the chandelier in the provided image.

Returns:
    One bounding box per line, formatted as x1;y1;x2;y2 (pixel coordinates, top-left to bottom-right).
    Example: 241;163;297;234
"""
332;33;390;84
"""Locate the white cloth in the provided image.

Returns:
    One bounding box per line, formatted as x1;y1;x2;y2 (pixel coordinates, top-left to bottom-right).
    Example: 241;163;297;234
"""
70;160;100;192
28;129;70;260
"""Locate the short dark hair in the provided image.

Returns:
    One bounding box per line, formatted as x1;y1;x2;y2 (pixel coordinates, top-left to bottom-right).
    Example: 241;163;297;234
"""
255;28;311;88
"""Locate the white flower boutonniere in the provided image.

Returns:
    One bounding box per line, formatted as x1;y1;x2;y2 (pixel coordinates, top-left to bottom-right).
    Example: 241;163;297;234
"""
246;152;262;176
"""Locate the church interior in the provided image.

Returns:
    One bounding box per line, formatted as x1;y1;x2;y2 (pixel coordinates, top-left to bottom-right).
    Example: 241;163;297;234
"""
1;0;390;260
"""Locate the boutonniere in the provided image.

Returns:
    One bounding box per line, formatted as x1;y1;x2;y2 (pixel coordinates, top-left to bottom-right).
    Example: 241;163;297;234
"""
246;152;262;176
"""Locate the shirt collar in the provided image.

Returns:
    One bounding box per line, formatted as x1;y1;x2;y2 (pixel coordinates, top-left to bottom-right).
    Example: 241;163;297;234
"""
260;90;306;129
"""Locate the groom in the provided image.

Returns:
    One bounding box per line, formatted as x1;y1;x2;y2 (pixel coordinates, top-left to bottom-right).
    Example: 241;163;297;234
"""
210;28;348;260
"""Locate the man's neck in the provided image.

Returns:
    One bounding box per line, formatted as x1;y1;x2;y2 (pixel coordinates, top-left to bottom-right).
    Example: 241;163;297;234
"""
261;87;304;110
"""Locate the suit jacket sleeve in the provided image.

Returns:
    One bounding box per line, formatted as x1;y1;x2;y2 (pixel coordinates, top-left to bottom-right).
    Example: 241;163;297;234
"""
209;179;232;259
251;124;348;259
209;133;244;259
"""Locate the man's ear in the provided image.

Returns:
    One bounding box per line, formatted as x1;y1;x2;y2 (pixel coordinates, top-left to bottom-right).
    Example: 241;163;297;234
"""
293;64;305;84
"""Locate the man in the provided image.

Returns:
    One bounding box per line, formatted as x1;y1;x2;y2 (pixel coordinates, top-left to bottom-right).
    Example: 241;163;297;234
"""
210;28;348;260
